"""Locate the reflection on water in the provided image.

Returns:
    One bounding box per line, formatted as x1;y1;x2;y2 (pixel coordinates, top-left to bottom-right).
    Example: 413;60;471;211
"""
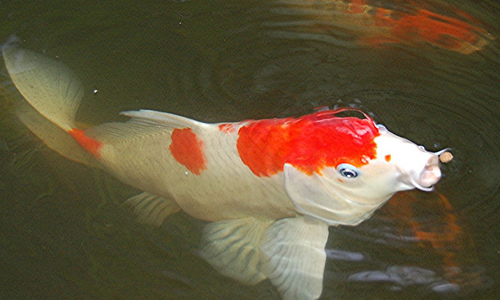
324;190;491;298
1;0;499;299
265;0;494;54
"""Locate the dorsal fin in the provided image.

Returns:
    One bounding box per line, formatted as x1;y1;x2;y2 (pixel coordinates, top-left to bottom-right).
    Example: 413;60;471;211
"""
83;109;210;144
121;109;208;131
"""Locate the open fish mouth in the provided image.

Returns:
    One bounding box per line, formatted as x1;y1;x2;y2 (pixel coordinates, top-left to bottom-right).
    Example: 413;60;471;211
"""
409;155;441;191
407;148;450;191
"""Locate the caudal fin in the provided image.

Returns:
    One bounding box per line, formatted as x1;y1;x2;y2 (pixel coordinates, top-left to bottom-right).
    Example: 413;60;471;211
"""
2;43;83;131
15;100;100;167
2;43;100;165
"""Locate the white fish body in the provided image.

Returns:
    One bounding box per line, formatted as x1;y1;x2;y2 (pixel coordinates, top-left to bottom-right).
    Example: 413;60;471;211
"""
3;45;446;300
86;111;296;222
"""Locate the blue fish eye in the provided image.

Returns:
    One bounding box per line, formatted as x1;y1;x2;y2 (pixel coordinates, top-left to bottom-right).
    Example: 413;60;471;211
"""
337;164;359;178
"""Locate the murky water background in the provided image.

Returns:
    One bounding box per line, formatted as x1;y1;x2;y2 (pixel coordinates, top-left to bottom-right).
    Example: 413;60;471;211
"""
1;0;498;299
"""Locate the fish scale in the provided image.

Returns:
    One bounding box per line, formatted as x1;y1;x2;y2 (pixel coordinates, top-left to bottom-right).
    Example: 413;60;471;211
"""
89;118;295;221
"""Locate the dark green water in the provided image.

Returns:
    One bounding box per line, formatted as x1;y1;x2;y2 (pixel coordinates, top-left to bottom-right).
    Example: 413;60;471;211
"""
1;0;499;299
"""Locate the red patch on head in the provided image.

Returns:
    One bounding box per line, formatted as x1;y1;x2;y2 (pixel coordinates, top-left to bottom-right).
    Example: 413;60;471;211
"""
169;128;206;175
385;154;392;162
68;128;102;158
236;110;380;177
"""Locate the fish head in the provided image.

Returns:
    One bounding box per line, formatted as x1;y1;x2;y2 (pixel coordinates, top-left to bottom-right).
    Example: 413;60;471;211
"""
327;124;443;201
284;111;447;226
369;124;443;192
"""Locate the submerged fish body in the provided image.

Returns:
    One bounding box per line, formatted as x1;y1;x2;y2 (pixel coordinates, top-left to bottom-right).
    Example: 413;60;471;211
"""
273;0;494;54
2;45;447;299
356;3;494;54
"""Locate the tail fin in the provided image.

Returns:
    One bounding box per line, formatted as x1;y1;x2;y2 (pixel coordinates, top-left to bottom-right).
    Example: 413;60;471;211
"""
2;43;99;166
15;101;100;167
2;44;83;131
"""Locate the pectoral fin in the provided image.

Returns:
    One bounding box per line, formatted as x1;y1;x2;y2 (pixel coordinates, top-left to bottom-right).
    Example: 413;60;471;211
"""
261;216;329;300
125;192;181;227
200;217;272;285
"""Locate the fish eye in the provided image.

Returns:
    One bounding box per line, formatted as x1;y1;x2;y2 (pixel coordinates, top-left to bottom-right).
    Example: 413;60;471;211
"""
337;164;359;178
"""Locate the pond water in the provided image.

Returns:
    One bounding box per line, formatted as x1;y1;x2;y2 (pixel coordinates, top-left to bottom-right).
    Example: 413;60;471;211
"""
0;0;498;299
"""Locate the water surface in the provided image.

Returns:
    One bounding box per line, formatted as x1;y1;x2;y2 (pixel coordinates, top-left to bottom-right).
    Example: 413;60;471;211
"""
1;0;499;299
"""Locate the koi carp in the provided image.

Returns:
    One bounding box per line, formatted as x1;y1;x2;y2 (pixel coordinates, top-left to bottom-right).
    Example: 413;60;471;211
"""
2;45;450;299
270;0;494;54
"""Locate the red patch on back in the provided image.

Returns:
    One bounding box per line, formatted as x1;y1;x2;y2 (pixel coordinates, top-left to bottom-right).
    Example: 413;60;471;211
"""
218;123;236;134
68;128;102;158
385;154;392;162
236;110;380;177
169;128;206;175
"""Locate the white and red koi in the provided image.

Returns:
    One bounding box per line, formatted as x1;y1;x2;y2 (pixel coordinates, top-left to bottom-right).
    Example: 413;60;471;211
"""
2;45;450;300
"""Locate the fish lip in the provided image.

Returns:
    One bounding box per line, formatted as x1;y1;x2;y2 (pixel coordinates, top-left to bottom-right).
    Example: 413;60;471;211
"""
407;155;442;191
